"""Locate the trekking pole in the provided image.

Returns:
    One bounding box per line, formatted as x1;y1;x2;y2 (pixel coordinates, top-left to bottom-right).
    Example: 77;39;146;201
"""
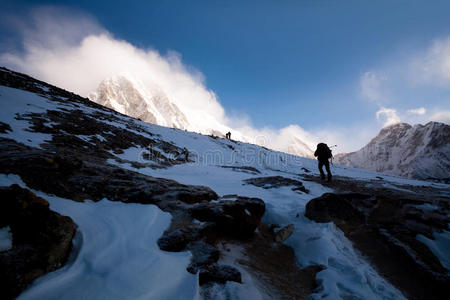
330;145;337;169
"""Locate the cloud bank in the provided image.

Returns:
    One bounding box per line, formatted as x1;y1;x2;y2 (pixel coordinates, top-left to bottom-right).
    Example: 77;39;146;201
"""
411;37;450;88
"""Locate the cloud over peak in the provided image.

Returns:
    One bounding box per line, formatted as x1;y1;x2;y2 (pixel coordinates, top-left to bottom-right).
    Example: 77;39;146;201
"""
0;6;322;155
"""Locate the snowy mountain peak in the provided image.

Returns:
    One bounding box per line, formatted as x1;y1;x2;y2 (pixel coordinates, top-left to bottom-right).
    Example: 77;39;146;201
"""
88;75;190;129
87;74;315;158
335;121;450;180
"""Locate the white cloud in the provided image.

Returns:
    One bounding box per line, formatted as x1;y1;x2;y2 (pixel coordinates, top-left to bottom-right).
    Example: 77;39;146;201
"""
428;110;450;124
411;37;450;87
360;71;388;104
407;107;426;115
376;107;401;127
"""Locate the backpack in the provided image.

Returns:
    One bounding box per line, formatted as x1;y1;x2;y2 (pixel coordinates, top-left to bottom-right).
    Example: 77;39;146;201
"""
316;143;332;159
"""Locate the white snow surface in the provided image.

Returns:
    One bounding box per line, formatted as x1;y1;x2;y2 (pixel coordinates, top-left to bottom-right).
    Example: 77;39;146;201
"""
0;86;54;148
3;82;449;299
417;231;450;275
0;226;13;252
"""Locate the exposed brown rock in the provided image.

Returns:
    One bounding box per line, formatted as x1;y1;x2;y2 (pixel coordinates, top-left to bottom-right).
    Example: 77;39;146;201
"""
199;264;242;286
220;223;325;299
0;185;76;300
190;196;265;238
275;224;295;243
305;192;450;300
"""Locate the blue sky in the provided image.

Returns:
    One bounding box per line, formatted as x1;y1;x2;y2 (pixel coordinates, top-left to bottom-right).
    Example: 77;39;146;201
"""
1;0;450;152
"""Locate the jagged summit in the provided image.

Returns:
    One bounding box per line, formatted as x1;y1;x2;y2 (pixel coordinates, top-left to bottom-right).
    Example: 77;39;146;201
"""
88;75;190;129
335;121;450;180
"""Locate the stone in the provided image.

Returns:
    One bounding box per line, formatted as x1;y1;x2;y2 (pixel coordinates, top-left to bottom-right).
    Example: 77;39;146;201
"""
157;227;201;252
305;192;450;300
190;196;265;239
275;224;295;243
198;264;242;285
0;185;76;300
186;242;220;274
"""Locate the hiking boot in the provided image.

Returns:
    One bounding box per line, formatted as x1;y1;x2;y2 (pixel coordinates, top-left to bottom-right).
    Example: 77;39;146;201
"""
327;175;332;182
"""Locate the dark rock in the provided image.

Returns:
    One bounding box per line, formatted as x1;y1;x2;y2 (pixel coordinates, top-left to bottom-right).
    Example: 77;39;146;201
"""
199;264;242;285
0;121;12;134
0;185;76;300
157;227;201;252
244;176;308;194
305;192;450;300
0;138;218;205
304;193;366;230
186;242;220;274
275;224;295;243
190;196;265;238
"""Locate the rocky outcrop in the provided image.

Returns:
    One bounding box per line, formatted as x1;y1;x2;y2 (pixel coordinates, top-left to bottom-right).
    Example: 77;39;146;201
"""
199;264;242;285
0;185;77;300
157;195;265;285
190;196;265;238
0;121;12;134
0;138;217;206
305;192;450;300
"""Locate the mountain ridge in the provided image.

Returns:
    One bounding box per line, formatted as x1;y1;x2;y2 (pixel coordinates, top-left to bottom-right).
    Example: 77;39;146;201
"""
335;121;450;181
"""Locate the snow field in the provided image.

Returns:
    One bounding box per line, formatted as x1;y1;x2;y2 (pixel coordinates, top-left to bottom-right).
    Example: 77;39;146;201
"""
0;174;198;300
1;85;449;299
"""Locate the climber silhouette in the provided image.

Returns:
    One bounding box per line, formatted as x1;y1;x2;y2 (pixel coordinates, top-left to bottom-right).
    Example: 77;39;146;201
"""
314;143;332;182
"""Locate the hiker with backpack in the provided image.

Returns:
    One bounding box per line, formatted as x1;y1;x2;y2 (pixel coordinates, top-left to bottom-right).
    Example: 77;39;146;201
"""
314;143;333;182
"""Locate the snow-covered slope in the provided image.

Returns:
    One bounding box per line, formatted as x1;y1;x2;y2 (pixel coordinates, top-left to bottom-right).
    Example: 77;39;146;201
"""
335;122;450;180
1;67;449;300
88;75;314;158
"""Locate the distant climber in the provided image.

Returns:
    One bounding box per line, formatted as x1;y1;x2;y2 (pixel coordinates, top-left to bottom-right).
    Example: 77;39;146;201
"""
314;143;332;182
182;147;189;162
225;132;231;140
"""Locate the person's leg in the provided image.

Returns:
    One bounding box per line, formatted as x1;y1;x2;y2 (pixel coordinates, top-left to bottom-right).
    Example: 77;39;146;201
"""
324;160;332;181
318;160;325;180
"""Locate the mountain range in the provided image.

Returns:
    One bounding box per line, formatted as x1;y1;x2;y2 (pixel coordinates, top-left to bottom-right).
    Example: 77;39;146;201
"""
335;122;450;181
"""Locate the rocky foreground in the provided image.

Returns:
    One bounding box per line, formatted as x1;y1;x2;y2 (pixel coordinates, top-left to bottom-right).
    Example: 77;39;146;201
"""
0;67;449;299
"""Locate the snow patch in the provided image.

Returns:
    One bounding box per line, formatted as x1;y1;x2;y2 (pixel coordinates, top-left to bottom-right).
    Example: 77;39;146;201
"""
0;86;54;148
417;231;450;274
0;226;13;252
